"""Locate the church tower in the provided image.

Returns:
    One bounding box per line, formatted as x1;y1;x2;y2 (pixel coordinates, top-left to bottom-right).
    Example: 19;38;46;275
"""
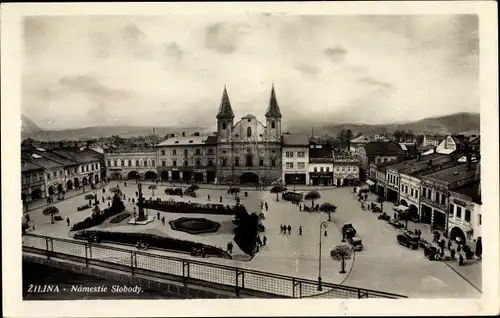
216;85;234;141
265;84;282;141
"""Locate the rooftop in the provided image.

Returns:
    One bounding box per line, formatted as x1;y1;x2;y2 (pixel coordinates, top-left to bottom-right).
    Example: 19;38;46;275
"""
309;148;333;161
107;146;157;153
451;181;481;203
157;136;209;147
422;162;480;184
387;153;448;171
351;135;372;143
21;160;44;173
407;160;464;178
282;134;309;146
364;141;405;155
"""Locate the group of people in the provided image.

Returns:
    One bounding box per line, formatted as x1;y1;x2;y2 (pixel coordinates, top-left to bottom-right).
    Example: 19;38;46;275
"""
156;212;166;225
136;240;149;250
280;224;292;235
260;201;269;211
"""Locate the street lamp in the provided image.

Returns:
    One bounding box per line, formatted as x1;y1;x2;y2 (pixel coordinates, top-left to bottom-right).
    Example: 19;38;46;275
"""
318;221;328;291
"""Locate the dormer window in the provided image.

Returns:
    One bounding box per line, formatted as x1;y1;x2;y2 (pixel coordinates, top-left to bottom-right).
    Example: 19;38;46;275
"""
222;122;227;130
247;127;252;137
271;121;275;129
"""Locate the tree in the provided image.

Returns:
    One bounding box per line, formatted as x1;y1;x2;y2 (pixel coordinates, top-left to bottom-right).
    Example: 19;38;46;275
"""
233;206;259;256
111;193;125;214
84;194;95;206
377;196;385;212
230;186;241;200
344;129;353;149
320;202;337;221
416;135;425;146
330;244;352;274
270;185;285;202
148;184;157;197
305;190;321;201
42;206;59;224
393;130;402;142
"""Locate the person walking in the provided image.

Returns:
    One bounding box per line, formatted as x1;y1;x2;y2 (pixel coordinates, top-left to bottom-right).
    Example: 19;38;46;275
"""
265;202;268;211
280;225;284;234
161;216;165;225
207;193;211;201
287;225;291;235
298;226;302;236
263;235;267;246
157;212;160;220
227;241;233;255
457;244;462;253
447;240;452;251
299;204;302;211
450;248;456;260
66;217;70;227
220;196;223;203
261;202;264;210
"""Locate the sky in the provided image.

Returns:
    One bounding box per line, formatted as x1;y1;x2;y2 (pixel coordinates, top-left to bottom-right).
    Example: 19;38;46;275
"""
22;14;479;130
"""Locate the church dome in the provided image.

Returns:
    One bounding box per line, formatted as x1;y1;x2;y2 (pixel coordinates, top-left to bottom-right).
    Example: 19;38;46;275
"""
241;114;256;119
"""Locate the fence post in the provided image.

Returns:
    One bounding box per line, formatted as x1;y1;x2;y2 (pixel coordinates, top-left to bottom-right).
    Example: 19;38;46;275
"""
292;278;296;298
130;252;135;275
49;238;54;252
89;244;93;260
84;243;89;266
182;260;189;285
45;237;50;260
235;268;240;297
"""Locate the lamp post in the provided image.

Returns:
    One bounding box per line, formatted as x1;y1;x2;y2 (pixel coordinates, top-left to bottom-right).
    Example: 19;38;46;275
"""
318;221;328;291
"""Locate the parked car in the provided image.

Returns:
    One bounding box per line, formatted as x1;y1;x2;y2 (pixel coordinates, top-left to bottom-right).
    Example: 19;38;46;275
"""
282;191;303;202
165;188;183;196
388;219;405;229
347;236;363;251
342;223;357;240
184;188;197;197
377;212;390;221
397;234;419;249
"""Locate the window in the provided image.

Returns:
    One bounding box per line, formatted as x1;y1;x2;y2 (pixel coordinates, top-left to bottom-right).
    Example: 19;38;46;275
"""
152;160;155;166
314;167;318;172
271;159;276;167
222;122;227;130
297;151;305;158
411;188;414;196
74;168;77;173
271;121;275;129
222;158;227;167
286;151;293;158
162;161;166;166
161;150;165;155
401;184;405;191
427;188;432;199
298;162;305;169
208;159;214;166
39;173;43;181
173;160;177;167
234;158;240;167
286;162;294;169
246;155;253;167
208;148;213;155
326;167;330;172
440;193;446;205
415;190;419;198
184;160;188;167
172;150;177;156
423;188;427;198
196;160;201;167
342;167;345;172
47;173;51;180
128;160;132;166
144;161;148;167
135;160;139;166
247;127;252;137
184;149;188;155
465;210;471;222
449;204;454;215
195;149;201;155
383;158;388;162
259;159;264;166
456;206;462;218
335;167;339;171
121;160;125;167
320;167;324;172
114;160;117;167
478;214;482;225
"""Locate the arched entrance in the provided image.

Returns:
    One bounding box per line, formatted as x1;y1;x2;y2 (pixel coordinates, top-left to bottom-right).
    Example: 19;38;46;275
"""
111;173;121;180
82;177;88;185
171;171;180;181
127;171;140;180
66;179;73;190
161;171;169;181
409;204;418;219
449;226;466;243
400;199;408;207
182;171;192;182
31;188;42;199
144;171;157;180
74;177;80;188
48;186;54;196
94;175;99;183
240;172;259;184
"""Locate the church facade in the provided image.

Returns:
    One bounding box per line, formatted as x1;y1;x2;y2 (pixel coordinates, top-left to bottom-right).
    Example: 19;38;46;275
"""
215;85;283;185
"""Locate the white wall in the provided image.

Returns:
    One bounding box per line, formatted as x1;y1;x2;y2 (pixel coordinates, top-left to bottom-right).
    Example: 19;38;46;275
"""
282;146;309;183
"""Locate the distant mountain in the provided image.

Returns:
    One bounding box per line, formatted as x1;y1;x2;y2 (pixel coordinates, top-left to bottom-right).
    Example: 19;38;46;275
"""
21;112;479;141
22;125;213;141
286;112;480;137
21;115;43;135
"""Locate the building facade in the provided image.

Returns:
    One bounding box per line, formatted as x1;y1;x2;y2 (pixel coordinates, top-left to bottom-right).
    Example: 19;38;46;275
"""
104;148;158;181
308;143;334;186
422;134;444;148
215;85;282;185
21;160;46;202
156;135;218;183
356;141;405;168
332;149;359;186
448;181;481;243
281;134;310;185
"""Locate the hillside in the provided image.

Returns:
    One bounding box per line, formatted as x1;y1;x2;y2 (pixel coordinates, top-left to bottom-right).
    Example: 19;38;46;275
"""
286;112;480;137
21;115;43;134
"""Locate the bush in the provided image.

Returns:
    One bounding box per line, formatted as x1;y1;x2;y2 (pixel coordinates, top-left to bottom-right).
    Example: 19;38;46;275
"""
71;194;125;231
54;215;63;221
169;217;220;234
233;207;259;255
110;213;132;224
77;204;91;211
74;230;231;259
143;199;241;215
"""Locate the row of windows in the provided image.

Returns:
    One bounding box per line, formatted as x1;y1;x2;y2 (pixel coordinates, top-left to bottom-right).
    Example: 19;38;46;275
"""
160;159;215;167
387;173;399;185
449;204;475;224
107;159;155;168
221;121;276;130
400;183;419;199
220;157;276;167
285;151;306;158
336;166;358;173
159;148;214;156
285;162;306;170
422;187;447;205
22;172;45;185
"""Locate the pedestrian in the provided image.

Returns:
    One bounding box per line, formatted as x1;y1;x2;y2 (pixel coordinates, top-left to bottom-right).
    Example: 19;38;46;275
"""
287;225;291;235
108;202;111;207
263;235;267;246
207;193;211;201
265;202;268;211
299;226;302;236
102;196;105;203
157;212;160;220
457;244;462;253
161;216;165;225
124;182;127;187
257;236;262;247
128;198;131;203
220;196;223;203
133;206;136;213
261;202;264;210
227;241;233;254
280;225;284;234
299;204;302;211
66;217;70;227
25;214;30;222
393;213;397;220
447;240;452;250
324;230;328;237
451;249;456;260
459;254;464;266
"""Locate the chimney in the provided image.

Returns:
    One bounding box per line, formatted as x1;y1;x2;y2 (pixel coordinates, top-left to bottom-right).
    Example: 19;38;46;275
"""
182;132;185;137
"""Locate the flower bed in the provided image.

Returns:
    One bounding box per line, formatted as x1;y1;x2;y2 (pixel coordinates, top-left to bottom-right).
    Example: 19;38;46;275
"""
73;230;231;259
109;213;132;224
169;217;220;235
142;199;244;215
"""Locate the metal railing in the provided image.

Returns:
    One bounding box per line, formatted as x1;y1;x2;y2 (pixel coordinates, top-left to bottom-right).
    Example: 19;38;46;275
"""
22;233;406;299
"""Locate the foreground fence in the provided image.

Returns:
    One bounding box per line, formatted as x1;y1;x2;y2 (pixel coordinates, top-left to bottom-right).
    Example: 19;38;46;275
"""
22;233;406;299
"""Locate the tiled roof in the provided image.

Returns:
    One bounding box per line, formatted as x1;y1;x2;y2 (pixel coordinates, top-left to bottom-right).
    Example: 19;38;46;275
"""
205;135;218;145
364;141;405;155
157;136;209;147
451;181;481;202
422;162;480;184
21;160;44;173
282;134;309;146
265;85;282;118
407;160;463;178
387;153;447;171
351;135;372;143
107;147;157;153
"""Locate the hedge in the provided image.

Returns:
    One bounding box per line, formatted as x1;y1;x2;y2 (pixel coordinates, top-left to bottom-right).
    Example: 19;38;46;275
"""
142;199;244;215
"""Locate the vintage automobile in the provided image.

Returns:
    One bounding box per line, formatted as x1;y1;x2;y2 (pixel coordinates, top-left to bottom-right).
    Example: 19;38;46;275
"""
184;188;197;197
347;236;363;251
377;212;390;221
165;188;183;196
397;233;419;250
282;191;304;202
424;245;440;260
342;223;357;240
388;219;405;229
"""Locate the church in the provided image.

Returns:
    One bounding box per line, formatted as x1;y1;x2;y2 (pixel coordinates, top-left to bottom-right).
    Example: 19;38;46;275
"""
215;85;283;185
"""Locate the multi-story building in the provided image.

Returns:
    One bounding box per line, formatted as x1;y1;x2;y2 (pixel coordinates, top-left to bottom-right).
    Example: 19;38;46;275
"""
448;181;481;244
281;134;310;185
349;135;373;154
156;134;218;183
21;148;67;197
422;134;445;148
468;135;480;153
215;85;282;185
104;147;158;181
308;142;334;186
21;159;46;202
52;148;103;189
332;149;359;186
435;135;469;155
420;161;480;233
356;141;406;168
370;160;400;198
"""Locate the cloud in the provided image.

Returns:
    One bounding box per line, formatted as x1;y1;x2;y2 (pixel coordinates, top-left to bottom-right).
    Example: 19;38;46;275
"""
324;45;348;62
59;75;132;102
294;63;320;76
204;23;243;53
164;42;184;61
357;76;393;89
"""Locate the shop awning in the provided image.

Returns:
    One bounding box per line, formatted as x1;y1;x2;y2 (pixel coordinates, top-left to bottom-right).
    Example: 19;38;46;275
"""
393;205;410;212
366;180;375;186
